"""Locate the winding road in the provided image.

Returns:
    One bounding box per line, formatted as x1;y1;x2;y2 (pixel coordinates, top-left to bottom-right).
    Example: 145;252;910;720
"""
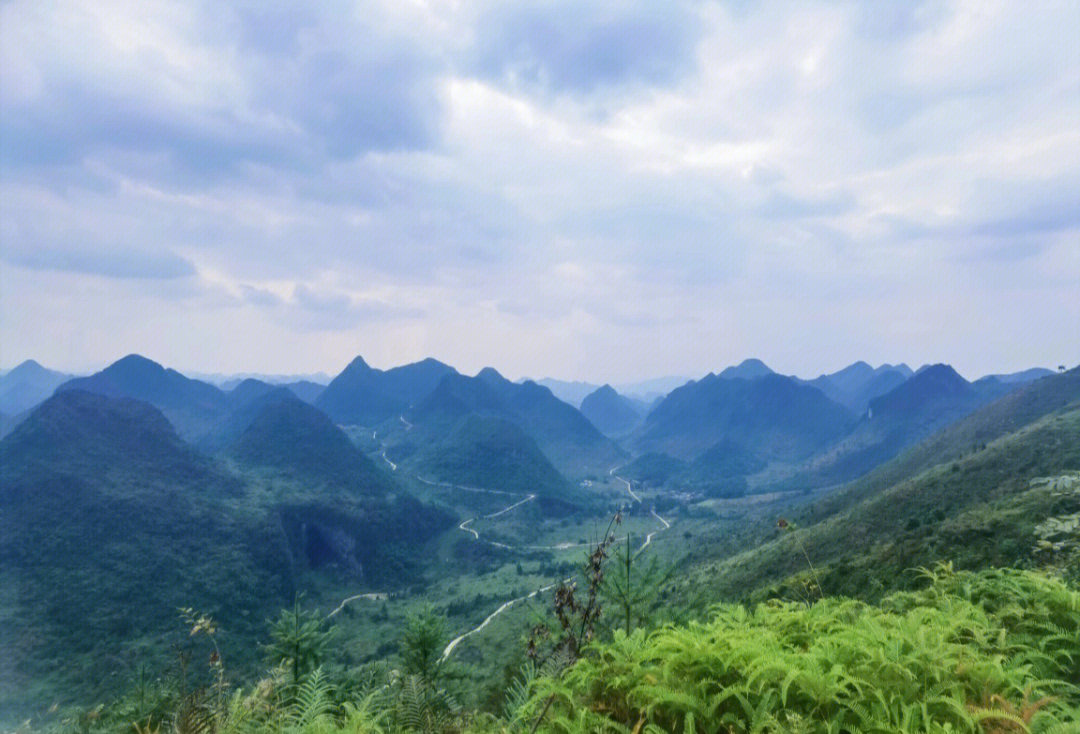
327;592;388;619
360;432;672;659
439;470;673;659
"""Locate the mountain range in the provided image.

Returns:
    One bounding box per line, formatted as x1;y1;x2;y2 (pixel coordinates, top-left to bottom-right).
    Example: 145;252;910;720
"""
0;360;74;416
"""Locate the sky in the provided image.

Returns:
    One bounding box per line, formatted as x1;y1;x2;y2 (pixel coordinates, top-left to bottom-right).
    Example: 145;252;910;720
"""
1;0;1078;383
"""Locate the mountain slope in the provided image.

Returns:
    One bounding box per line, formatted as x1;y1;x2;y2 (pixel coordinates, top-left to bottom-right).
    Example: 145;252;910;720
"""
413;414;578;505
634;373;855;462
55;354;228;442
0;389;453;717
0;360;73;415
580;385;642;437
718;358;774;380
0;391;288;713
683;407;1080;610
804;361;912;413
532;378;600;407
231;391;395;495
315;356;457;425
808;365;1080;517
789;364;1011;488
677;369;1080;608
410;370;625;478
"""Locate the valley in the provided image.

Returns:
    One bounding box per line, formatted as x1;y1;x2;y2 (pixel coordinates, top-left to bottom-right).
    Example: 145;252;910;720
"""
1;355;1077;732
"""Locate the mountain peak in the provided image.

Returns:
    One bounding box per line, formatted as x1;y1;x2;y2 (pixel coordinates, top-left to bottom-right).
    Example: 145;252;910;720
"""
109;353;165;373
477;366;508;384
12;359;45;372
719;359;774;380
342;355;372;373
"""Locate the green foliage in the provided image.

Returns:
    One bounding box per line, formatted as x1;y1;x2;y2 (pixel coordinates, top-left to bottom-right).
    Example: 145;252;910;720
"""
398;606;446;685
600;537;673;636
526;566;1080;733
679;409;1080;608
265;598;335;690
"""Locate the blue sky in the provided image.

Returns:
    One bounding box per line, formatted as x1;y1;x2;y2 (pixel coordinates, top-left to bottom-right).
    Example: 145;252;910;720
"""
1;0;1077;381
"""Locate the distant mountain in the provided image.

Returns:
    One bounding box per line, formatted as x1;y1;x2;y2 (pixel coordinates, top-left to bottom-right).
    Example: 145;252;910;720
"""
619;452;688;486
579;384;642;437
803;362;912;413
199;372;332;389
409;369;625;477
635;373;855;462
981;367;1055;384
808;365;1080;516
684;439;766;489
413;414;578;508
532;378;600;407
782;364;1009;490
284;379;325;404
867;364;974;422
620;439;766;498
688;381;1080;607
613;375;691;403
315;356;458;426
231;391;395;495
55;354;228;442
718;358;775;380
0;359;73;415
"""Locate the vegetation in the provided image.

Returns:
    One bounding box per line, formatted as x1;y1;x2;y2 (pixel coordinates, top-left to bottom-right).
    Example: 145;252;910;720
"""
524;566;1080;732
5;361;1078;731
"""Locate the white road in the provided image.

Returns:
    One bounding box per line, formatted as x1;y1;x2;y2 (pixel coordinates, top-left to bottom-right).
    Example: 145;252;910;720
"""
610;467;641;503
441;579;566;660
327;592;389;619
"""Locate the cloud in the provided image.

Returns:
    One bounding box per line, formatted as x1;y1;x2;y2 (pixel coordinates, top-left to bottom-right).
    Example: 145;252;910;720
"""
0;1;442;178
1;0;1078;379
472;1;702;95
2;243;195;279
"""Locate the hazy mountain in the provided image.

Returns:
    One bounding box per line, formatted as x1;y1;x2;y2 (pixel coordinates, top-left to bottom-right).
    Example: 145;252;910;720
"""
619;452;688;486
867;364;975;422
231;391;395;495
315;356;458;426
579;384;642;437
283;380;325;403
55;354;228;442
197;372;333;389
784;364;1009;489
620;439;766;498
0;359;74;415
413;414;578;507
718;358;775;380
531;378;600;407
685;439;766;485
613;375;692;403
807;365;1080;516
803;361;913;414
410;369;625;477
691;385;1080;606
635;373;855;461
980;367;1055;384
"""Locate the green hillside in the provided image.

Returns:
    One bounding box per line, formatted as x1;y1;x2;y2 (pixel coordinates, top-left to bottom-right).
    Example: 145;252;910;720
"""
411;414;582;509
231;391;396;495
635;373;855;462
677;407;1080;610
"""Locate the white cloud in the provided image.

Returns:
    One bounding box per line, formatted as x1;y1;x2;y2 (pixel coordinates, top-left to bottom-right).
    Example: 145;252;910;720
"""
1;0;1077;379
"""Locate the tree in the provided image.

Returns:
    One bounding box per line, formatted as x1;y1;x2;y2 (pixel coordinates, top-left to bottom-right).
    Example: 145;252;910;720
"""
602;534;673;636
265;596;334;690
399;604;446;685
